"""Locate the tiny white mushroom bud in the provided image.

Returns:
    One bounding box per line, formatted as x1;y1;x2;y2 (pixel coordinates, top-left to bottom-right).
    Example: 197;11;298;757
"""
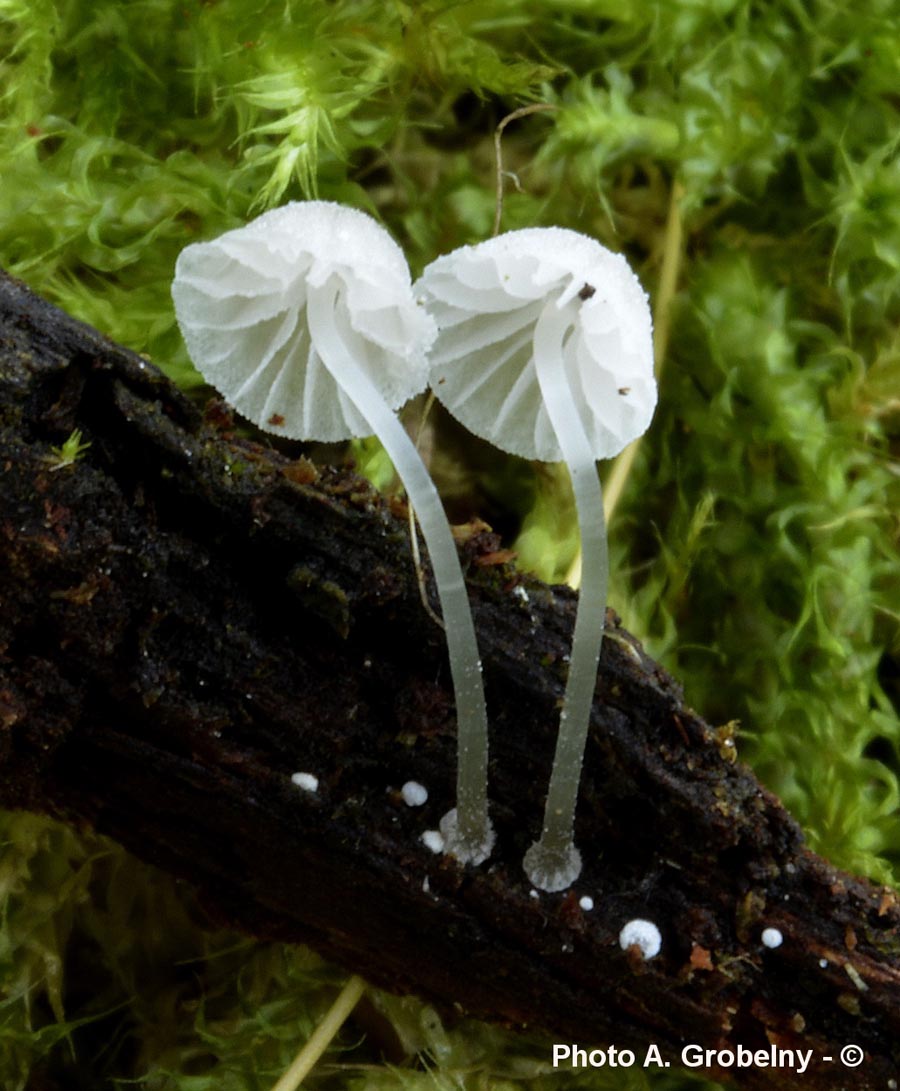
401;781;429;807
761;927;784;949
291;772;319;793
579;895;594;911
619;919;662;960
421;829;445;854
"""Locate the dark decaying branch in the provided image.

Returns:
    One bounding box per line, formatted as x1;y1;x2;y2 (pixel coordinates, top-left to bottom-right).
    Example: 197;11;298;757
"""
1;269;898;1089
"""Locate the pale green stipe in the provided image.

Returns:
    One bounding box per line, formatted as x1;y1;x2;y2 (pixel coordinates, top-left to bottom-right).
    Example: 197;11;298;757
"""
306;278;494;865
523;298;609;892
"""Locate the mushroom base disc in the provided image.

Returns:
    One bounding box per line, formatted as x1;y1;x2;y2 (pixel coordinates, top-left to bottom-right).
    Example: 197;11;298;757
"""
439;808;495;867
523;840;582;893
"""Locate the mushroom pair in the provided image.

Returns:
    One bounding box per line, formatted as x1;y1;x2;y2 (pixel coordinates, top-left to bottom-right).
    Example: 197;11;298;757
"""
172;202;656;892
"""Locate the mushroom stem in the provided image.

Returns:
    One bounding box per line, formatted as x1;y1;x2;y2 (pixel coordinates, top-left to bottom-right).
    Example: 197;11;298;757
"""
306;278;494;865
523;298;609;892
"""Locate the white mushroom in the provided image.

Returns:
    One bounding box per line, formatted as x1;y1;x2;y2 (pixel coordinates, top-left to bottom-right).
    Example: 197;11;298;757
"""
417;228;655;892
172;201;495;866
401;780;429;807
290;772;319;793
619;918;662;960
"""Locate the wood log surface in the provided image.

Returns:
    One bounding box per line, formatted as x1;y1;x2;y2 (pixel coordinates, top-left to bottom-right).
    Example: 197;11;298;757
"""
1;268;898;1089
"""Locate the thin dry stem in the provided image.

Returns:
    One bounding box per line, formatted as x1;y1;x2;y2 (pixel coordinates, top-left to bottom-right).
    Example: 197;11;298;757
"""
493;104;559;237
406;390;444;631
601;178;685;526
270;975;366;1091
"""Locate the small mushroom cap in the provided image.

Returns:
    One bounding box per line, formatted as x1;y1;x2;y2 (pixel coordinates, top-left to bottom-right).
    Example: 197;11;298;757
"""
172;201;436;441
416;228;656;462
619;918;662;960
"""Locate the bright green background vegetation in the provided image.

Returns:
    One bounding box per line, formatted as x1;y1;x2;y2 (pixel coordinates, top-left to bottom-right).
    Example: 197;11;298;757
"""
1;1;898;1088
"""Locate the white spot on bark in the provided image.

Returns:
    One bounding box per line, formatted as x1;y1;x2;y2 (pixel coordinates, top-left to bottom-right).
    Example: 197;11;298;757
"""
421;829;444;854
619;919;661;960
401;781;428;807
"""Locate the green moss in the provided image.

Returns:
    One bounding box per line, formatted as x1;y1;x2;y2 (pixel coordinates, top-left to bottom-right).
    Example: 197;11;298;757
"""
1;0;899;1088
44;427;92;469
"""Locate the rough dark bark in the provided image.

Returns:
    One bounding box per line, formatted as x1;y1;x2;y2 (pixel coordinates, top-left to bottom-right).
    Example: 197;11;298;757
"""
1;269;898;1089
